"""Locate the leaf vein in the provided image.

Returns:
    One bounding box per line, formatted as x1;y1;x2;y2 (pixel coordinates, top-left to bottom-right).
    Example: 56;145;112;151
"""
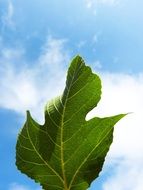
26;122;64;184
68;127;113;188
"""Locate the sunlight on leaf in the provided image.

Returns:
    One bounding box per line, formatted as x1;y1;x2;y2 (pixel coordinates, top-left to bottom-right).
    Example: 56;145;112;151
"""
16;55;125;190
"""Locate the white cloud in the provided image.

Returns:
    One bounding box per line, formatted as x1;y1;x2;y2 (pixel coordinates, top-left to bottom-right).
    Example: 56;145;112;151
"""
102;160;143;190
9;183;30;190
38;36;69;76
99;0;119;6
85;0;94;8
77;40;86;49
0;36;69;122
87;72;143;190
92;60;102;69
93;34;98;44
2;0;15;29
85;0;119;10
9;183;40;190
9;183;29;190
84;0;120;17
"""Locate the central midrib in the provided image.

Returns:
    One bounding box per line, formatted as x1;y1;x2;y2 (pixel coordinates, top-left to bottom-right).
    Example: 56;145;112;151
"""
60;64;79;190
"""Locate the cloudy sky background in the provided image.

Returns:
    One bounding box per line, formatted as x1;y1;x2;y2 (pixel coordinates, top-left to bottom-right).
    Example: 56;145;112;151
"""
0;0;143;189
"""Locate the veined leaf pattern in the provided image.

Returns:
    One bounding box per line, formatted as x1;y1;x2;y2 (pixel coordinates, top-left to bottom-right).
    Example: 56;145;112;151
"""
16;55;125;190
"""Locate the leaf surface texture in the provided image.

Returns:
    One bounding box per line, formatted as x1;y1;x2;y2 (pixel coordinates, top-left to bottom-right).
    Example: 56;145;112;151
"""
16;56;125;190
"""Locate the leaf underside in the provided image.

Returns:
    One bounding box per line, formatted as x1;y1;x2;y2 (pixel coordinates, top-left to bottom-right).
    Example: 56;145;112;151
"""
16;56;125;190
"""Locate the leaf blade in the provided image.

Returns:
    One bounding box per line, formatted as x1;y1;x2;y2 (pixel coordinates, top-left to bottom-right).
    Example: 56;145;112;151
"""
16;55;126;190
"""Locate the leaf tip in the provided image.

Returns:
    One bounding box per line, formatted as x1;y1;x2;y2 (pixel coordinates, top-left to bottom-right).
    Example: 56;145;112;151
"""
72;54;85;64
26;110;31;117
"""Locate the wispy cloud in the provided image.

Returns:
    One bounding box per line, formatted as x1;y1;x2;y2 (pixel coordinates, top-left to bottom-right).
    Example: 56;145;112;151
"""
2;0;15;29
85;0;94;8
99;0;119;6
85;0;120;10
102;160;143;190
0;36;70;122
9;183;40;190
92;60;102;69
9;183;29;190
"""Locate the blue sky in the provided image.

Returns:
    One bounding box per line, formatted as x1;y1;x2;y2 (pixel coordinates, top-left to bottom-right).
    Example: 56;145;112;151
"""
0;0;143;190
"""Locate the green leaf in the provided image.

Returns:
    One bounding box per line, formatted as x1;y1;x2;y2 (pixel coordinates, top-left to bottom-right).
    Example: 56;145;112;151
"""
16;55;125;190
